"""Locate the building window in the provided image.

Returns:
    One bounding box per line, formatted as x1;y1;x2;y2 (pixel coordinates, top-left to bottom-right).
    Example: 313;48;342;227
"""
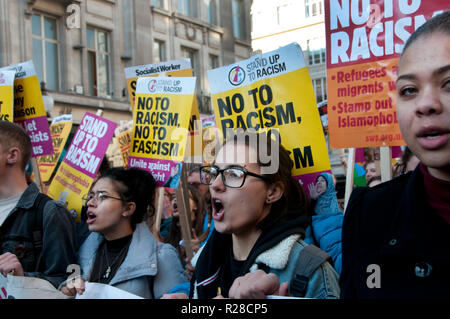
313;77;327;103
181;46;200;90
308;48;326;65
232;0;245;39
209;54;219;69
305;0;322;18
153;40;166;63
31;14;59;91
87;27;111;98
181;46;199;76
152;0;165;9
206;0;217;25
178;0;198;18
277;4;290;25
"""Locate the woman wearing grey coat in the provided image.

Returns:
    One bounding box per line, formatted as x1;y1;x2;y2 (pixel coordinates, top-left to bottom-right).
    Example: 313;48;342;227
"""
60;168;186;298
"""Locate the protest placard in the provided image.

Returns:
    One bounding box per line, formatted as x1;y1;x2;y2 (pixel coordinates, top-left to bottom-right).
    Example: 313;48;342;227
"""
125;59;202;164
201;115;218;164
37;114;73;182
125;59;193;110
184;101;202;164
325;0;448;148
0;61;53;157
0;70;15;122
114;120;133;167
47;112;117;221
0;275;7;299
207;43;331;192
127;76;196;189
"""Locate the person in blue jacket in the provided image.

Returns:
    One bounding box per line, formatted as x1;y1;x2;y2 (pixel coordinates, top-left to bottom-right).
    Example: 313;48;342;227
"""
305;172;343;275
163;162;182;189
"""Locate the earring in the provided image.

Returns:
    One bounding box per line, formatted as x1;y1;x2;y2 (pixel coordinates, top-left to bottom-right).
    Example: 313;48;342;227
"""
266;198;271;203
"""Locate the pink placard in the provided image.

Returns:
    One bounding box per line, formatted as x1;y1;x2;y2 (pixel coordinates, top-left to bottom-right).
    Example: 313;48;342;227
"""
16;116;53;157
62;112;117;179
127;156;182;188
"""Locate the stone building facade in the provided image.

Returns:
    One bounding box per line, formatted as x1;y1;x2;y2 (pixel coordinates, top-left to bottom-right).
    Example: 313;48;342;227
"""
0;0;252;166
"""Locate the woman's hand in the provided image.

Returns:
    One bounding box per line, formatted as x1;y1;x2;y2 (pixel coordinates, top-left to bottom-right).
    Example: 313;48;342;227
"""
308;183;319;200
161;292;189;299
60;277;86;297
228;270;289;299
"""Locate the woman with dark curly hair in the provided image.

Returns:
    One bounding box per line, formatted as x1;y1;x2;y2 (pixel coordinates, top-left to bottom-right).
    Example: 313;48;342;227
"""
61;167;186;298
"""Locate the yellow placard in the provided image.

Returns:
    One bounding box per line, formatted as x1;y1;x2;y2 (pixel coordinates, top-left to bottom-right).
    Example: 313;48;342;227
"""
37;115;73;182
125;59;193;110
47;161;93;221
130;93;194;162
212;68;330;176
128;77;196;187
12;76;46;120
124;60;202;164
47;112;117;221
207;43;331;189
116;129;132;167
0;70;15;122
0;61;53;157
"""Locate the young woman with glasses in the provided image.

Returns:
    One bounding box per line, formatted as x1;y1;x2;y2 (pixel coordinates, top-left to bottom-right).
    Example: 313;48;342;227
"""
60;167;186;298
163;131;340;299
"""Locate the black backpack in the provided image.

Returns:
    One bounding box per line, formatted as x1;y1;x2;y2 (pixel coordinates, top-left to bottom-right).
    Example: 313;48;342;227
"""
31;193;52;272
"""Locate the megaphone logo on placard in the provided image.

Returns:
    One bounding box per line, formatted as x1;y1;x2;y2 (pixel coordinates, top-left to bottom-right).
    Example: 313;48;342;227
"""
148;79;157;92
228;65;245;86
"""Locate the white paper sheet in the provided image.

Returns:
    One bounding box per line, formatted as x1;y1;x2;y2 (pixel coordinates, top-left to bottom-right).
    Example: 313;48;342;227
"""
75;282;143;299
5;275;71;299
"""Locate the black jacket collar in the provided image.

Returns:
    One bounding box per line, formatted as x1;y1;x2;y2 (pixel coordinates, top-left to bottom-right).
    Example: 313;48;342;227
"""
380;166;450;259
191;210;309;299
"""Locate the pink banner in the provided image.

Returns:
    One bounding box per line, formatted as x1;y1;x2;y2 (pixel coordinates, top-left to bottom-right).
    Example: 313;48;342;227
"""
16;116;53;157
127;156;182;188
62;112;117;179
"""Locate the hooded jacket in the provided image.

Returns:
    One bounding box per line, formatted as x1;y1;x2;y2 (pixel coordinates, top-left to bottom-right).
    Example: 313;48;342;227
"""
190;211;340;299
305;212;343;275
77;223;186;298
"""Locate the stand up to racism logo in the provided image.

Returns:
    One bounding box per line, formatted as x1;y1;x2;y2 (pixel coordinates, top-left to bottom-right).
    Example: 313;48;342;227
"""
228;65;245;86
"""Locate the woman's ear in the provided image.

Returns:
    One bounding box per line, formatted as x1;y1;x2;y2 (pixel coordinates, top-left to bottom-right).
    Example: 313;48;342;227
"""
266;181;284;204
122;202;136;218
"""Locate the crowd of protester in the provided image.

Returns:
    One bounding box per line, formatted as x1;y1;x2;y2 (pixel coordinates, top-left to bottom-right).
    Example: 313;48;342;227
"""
0;11;448;299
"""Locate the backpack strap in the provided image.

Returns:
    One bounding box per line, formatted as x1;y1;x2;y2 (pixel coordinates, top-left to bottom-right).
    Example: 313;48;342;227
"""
289;244;331;297
32;193;52;272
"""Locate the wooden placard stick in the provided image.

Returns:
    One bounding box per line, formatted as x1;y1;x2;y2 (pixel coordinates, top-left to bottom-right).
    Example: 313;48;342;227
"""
31;157;44;192
153;187;165;236
380;146;392;182
344;148;355;212
175;164;194;260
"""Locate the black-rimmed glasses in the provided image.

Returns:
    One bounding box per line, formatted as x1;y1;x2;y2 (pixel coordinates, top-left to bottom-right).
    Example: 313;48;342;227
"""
82;192;124;206
200;165;268;188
